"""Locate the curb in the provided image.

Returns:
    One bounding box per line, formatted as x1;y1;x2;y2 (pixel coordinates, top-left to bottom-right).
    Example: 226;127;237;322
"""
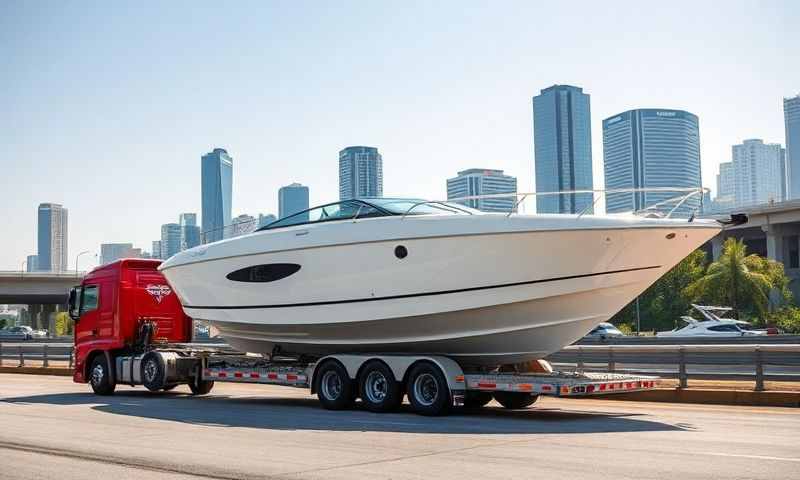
0;366;72;377
587;388;800;408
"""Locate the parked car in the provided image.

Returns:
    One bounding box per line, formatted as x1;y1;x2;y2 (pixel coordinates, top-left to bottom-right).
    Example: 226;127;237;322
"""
584;322;625;339
0;325;44;340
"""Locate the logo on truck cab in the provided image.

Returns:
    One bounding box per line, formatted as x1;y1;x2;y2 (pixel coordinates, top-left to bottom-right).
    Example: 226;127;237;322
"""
145;284;172;304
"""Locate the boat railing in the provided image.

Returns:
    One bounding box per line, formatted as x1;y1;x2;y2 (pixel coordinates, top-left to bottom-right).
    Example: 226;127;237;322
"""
402;187;709;219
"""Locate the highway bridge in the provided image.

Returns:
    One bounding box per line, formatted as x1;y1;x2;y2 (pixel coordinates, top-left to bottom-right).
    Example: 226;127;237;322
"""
0;271;85;330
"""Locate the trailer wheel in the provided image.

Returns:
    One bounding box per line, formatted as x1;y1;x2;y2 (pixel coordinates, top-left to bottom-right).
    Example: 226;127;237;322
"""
359;361;402;413
188;377;214;395
462;391;493;409
141;352;165;392
493;392;538;409
406;362;450;416
316;360;354;410
89;355;116;396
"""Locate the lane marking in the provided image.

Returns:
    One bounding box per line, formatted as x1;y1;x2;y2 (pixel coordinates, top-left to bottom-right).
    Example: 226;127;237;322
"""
701;451;800;463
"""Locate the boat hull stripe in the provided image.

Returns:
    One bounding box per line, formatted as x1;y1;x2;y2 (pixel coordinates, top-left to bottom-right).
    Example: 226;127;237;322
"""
183;265;661;310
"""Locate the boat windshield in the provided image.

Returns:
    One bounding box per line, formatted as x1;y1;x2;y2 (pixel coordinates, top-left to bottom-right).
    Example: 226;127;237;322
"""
362;198;480;215
259;198;477;231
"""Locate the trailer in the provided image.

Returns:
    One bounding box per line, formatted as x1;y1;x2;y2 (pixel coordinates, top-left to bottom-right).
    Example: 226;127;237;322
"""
69;259;657;416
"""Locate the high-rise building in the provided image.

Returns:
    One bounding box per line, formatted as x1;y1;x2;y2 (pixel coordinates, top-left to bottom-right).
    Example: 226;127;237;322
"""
201;148;233;243
36;203;68;272
731;139;785;207
446;168;518;212
257;213;277;228
603;109;701;217
533;85;593;214
231;214;256;237
785;95;800;199
100;243;142;265
713;161;736;212
179;213;201;250
26;255;38;272
278;183;310;220
339;146;383;200
151;241;162;260
160;223;181;259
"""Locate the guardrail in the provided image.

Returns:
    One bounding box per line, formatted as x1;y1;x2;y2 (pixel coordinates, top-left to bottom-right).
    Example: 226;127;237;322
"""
549;344;800;391
3;343;799;392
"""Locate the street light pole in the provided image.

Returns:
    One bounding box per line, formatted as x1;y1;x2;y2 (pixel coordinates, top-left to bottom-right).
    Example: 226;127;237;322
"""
75;250;91;276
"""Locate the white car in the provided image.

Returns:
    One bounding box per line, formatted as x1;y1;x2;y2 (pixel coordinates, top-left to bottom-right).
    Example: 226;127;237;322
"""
0;325;46;340
657;305;767;337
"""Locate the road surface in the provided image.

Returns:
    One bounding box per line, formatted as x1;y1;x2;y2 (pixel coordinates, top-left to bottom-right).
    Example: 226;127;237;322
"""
0;373;798;479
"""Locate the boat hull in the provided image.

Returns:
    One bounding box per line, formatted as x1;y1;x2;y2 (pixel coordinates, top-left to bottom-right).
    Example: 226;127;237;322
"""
161;215;721;366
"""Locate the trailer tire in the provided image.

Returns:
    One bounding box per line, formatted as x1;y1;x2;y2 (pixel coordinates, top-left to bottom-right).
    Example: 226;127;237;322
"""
493;392;538;409
406;362;450;416
188;377;214;395
358;360;402;413
462;391;493;409
316;360;354;410
141;352;166;392
89;355;116;396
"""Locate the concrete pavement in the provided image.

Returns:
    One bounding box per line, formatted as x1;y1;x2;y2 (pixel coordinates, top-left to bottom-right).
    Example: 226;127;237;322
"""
1;373;798;479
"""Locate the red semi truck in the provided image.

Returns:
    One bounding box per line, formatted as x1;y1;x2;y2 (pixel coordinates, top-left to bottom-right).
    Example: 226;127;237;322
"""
68;259;657;415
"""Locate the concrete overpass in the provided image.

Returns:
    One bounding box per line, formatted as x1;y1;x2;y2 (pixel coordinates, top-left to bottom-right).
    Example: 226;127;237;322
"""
0;271;85;330
713;199;800;298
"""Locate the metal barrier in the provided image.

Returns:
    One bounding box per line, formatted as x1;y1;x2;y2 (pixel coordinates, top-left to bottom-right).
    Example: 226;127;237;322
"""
0;343;73;369
548;344;800;391
3;343;799;392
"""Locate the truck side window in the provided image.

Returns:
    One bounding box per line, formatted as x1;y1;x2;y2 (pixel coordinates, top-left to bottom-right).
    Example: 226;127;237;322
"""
80;285;99;315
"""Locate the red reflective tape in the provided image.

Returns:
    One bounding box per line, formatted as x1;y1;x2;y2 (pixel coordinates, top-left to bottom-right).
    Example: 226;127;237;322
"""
250;372;260;378
478;382;496;389
234;372;243;378
541;385;553;392
518;384;533;392
218;372;227;378
599;384;607;391
286;374;298;381
268;372;278;380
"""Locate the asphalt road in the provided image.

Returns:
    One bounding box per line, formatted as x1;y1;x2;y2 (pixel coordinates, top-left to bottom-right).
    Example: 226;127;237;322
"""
1;374;798;480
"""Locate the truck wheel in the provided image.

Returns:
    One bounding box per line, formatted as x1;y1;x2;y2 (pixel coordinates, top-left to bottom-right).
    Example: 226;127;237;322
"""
406;362;450;416
493;392;538;409
462;391;493;409
89;355;116;396
359;360;402;413
316;360;354;410
141;352;165;392
188;377;214;395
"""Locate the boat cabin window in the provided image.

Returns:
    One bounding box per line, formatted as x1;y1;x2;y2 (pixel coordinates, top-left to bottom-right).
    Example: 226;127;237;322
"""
263;201;383;230
364;198;478;215
707;324;741;332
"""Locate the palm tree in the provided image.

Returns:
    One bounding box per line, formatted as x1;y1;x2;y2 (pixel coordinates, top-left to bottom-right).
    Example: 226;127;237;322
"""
686;238;772;318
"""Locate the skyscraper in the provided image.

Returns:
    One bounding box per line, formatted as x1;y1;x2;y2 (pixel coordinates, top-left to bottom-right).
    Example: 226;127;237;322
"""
713;161;736;212
257;213;277;228
37;203;68;272
339;146;383;200
231;214;256;237
603;109;701;217
201;148;233;243
731;139;785;207
446;168;518;212
533;85;593;214
179;213;201;250
26;255;38;272
160;223;182;260
785;95;800;199
151;241;162;260
100;243;141;265
278;183;310;220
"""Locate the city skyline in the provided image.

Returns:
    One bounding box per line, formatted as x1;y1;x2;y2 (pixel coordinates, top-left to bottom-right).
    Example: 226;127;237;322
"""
2;2;797;270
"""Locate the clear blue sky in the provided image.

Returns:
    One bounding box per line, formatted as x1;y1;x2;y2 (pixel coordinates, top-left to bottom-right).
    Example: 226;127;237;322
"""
1;1;798;270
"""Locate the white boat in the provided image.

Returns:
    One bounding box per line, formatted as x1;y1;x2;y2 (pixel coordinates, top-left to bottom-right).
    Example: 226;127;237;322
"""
657;304;767;337
160;195;725;366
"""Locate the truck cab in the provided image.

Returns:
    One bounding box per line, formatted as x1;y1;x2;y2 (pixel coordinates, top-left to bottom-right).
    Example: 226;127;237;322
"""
68;259;192;386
